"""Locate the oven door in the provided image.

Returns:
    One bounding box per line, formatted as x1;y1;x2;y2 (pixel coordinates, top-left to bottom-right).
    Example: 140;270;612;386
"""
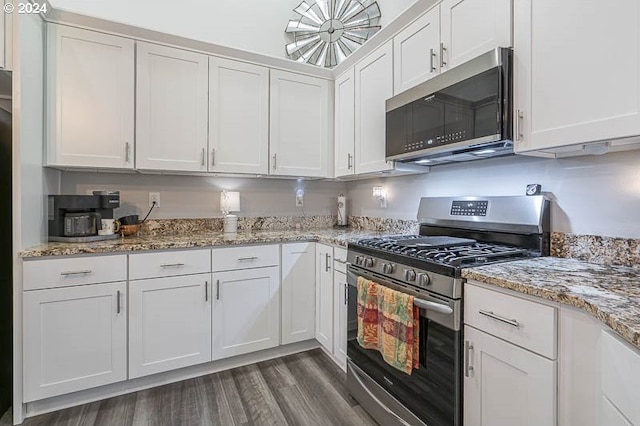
346;264;462;426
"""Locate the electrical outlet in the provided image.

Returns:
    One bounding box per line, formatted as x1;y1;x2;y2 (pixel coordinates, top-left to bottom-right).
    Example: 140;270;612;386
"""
149;192;161;208
296;189;304;207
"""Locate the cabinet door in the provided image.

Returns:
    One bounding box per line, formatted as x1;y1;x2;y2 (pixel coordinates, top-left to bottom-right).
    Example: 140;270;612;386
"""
334;69;355;177
514;0;640;153
281;243;316;345
23;282;127;401
393;6;441;94
46;25;134;169
209;57;269;174
333;269;348;369
601;396;633;426
355;41;394;175
440;0;512;71
270;70;330;177
136;42;208;172
464;326;556;426
212;266;280;359
316;244;333;352
129;274;212;378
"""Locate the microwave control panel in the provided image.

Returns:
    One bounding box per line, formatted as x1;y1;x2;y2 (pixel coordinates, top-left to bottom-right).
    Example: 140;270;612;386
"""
450;200;488;216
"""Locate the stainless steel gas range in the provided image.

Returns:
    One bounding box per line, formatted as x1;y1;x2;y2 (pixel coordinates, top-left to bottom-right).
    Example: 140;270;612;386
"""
345;195;550;426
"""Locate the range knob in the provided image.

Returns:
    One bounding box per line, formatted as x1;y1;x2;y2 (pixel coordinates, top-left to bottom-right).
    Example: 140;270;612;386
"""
382;263;395;274
355;256;364;265
404;269;417;281
418;273;431;287
364;257;375;267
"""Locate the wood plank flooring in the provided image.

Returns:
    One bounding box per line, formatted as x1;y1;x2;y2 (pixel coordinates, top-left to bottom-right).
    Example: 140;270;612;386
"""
23;349;377;426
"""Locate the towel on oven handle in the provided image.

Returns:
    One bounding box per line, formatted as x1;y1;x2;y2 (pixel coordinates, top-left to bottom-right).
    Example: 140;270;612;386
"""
356;276;420;375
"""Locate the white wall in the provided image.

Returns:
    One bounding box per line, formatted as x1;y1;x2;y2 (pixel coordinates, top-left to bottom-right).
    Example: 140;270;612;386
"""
48;0;418;59
60;172;347;220
346;150;640;239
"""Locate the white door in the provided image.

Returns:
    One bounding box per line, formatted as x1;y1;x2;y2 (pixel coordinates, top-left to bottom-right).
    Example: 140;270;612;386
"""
513;0;640;153
270;70;330;177
355;41;395;175
209;57;269;174
212;266;280;359
136;42;208;172
393;6;441;94
128;274;212;379
316;244;333;351
281;243;316;345
464;326;556;426
335;69;355;177
440;0;512;71
46;24;134;169
333;269;348;369
23;282;127;402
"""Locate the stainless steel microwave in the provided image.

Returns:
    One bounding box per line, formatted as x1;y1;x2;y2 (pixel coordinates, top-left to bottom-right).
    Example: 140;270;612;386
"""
386;47;513;166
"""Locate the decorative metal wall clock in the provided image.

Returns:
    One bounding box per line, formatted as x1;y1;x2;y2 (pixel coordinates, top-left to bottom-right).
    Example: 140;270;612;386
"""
285;0;382;68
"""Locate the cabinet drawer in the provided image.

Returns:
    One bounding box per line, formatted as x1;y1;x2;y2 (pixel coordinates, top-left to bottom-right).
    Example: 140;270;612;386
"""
334;247;347;274
601;331;640;426
129;249;211;280
212;245;279;272
23;255;127;291
464;283;557;359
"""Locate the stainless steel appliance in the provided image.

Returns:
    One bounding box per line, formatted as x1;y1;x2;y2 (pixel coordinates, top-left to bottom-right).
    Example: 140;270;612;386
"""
48;191;121;242
346;195;549;426
386;48;513;166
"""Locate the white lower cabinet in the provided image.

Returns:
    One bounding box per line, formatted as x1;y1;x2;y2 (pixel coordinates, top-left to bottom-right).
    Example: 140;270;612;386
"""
601;331;640;426
464;325;556;426
212;266;280;360
23;282;127;402
128;274;212;378
332;268;348;369
281;243;316;345
316;244;334;352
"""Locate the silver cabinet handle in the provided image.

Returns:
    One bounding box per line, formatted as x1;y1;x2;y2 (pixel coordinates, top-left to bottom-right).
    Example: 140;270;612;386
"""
516;109;524;141
479;310;520;328
440;42;447;67
347;153;353;169
325;253;331;272
430;48;437;72
60;270;92;276
201;148;206;166
160;263;185;268
205;281;208;302
465;340;474;377
125;142;131;163
216;279;220;300
211;148;216;167
344;283;348;305
116;290;121;314
272;153;277;171
238;256;258;261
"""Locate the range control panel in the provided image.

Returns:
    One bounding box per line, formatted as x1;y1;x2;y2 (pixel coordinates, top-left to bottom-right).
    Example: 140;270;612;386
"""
450;200;488;216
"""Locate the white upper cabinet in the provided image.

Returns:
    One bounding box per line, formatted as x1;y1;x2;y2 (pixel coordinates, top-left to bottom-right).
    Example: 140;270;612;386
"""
440;0;512;71
209;57;269;174
514;0;640;154
355;41;395;175
270;70;331;178
46;24;134;169
136;42;208;172
393;6;441;94
334;69;355;177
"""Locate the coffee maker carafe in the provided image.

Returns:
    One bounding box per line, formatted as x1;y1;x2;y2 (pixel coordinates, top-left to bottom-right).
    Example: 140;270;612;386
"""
48;191;121;242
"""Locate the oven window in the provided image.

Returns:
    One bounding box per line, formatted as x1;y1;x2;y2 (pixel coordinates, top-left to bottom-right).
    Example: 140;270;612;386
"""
347;284;461;426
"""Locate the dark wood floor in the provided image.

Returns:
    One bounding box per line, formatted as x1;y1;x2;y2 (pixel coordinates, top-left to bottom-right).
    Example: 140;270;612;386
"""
23;349;377;426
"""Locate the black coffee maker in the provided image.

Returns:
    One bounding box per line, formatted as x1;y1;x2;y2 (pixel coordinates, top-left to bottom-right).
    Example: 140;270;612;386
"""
48;191;121;242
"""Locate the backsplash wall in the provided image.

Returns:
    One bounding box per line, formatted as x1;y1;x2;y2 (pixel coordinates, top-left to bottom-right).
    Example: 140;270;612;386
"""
346;150;640;239
60;172;347;220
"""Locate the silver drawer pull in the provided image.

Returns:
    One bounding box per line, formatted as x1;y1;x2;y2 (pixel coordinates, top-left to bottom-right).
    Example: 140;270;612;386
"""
479;310;519;328
465;340;474;377
60;270;92;276
237;257;258;261
160;263;185;268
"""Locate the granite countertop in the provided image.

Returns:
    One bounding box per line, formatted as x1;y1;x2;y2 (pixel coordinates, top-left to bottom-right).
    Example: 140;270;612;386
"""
20;228;383;258
462;257;640;350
